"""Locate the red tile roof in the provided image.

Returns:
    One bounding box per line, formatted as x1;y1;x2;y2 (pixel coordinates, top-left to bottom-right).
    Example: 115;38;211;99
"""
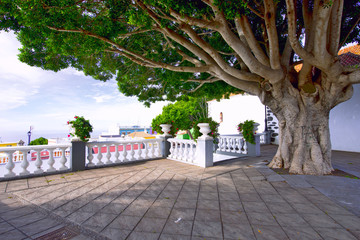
295;44;360;72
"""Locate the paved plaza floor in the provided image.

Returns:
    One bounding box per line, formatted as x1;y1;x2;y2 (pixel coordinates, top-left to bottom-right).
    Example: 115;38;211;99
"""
0;145;360;240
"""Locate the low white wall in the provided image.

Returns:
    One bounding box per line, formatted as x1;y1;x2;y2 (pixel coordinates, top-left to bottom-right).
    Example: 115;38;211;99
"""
208;94;265;135
330;84;360;152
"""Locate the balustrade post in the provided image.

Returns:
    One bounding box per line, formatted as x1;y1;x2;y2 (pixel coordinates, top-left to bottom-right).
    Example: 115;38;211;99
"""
159;124;172;158
5;151;16;177
196;123;213;167
71;140;86;171
246;135;261;157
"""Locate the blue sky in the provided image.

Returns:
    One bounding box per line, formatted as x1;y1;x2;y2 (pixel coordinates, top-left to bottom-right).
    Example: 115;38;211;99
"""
0;32;167;142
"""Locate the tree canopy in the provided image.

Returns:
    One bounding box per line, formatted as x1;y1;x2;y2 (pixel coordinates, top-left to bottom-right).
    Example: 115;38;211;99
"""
1;0;360;174
29;137;48;146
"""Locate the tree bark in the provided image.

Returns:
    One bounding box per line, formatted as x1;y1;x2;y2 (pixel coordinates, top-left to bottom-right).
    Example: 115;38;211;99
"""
265;77;338;175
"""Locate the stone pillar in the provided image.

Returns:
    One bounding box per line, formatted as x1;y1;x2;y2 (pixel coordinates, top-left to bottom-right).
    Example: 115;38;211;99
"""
247;135;261;157
196;123;213;168
71;140;86;171
159;124;172;158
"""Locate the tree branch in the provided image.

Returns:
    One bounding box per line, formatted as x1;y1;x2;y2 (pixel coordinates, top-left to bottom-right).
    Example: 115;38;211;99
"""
340;13;360;48
264;0;281;69
328;0;344;55
235;16;270;67
286;0;317;66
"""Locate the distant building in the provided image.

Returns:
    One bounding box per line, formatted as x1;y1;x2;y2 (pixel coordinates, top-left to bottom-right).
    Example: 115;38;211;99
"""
100;125;152;138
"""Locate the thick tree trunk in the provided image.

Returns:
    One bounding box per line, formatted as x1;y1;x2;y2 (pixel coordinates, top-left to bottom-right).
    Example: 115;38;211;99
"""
263;77;346;175
268;109;333;175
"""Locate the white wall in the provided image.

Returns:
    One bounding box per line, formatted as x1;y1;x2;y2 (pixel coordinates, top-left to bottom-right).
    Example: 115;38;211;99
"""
208;94;265;135
330;84;360;152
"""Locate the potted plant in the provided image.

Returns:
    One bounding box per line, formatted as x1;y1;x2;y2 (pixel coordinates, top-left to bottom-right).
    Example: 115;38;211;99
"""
67;116;93;142
237;120;259;144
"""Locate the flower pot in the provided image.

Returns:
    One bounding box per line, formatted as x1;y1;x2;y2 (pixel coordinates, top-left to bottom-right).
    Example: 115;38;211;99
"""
160;124;172;136
197;123;211;139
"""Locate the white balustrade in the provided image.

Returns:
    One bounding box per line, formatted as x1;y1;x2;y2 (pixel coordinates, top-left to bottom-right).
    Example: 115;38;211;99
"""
85;138;163;167
167;138;197;164
217;134;248;156
0;144;71;178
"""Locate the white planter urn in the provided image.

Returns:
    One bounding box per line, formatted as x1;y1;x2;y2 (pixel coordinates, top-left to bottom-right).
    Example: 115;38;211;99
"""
253;123;260;134
197;123;212;139
160;124;172;136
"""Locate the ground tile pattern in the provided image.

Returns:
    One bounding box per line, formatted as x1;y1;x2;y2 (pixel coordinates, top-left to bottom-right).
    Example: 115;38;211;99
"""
0;145;359;239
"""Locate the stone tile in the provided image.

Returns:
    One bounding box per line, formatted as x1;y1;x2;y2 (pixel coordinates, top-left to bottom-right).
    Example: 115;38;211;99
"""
267;202;296;213
260;194;287;203
221;210;248;223
197;199;219;210
8;211;47;227
107;215;142;230
159;233;191;240
162;219;193;236
328;214;360;231
274;213;310;227
253;225;289;240
0;202;20;214
121;204;149;217
134;217;167;233
199;185;217;193
315;227;358;240
82;212;118;230
247;212;279;226
283;226;322;240
0;221;15;235
223;222;256;240
314;203;353;215
127;231;160;240
192;221;222;238
169;208;196;221
159;191;180;200
0;206;35;221
290;203;324;214
239;193;262;202
100;227;131;240
195;209;221;222
198;191;218;200
219;200;243;211
6;179;28;192
301;213;342;228
66;211;94;224
219;192;240;201
101;202;127;215
18;218;62;237
145;206;172;219
280;193;310;204
153;198;176;208
0;228;27;240
174;199;197;209
243;201;269;213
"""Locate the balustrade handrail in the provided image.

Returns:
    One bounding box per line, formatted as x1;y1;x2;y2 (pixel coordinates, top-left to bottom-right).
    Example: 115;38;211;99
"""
0;143;71;152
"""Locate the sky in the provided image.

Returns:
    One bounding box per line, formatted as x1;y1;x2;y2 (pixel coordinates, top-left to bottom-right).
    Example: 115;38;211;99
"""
0;32;168;143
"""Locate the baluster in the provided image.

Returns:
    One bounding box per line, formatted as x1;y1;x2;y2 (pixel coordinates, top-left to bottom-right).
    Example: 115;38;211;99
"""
47;149;56;172
105;144;112;164
191;143;196;163
173;141;179;159
137;142;143;160
87;144;95;167
122;144;128;162
129;143;135;161
59;147;68;170
183;142;189;162
168;140;174;158
97;145;104;165
156;140;161;157
5;151;16;177
143;142;149;159
114;144;120;163
34;149;44;174
150;141;155;158
179;142;185;161
243;139;248;154
19;150;30;175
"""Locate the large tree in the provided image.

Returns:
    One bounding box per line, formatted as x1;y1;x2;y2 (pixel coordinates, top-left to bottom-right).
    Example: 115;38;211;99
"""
1;0;359;174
